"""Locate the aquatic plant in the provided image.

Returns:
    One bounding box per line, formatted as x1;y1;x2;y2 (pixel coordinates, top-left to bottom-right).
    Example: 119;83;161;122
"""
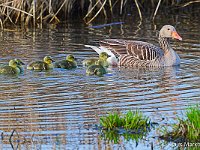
99;110;151;144
100;112;123;130
100;110;150;131
123;110;150;131
160;105;200;142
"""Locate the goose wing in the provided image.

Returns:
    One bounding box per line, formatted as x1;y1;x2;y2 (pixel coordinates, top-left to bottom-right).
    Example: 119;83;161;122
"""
100;39;164;61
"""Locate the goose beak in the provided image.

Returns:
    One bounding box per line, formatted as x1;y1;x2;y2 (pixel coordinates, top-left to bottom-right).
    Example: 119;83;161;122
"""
172;31;182;41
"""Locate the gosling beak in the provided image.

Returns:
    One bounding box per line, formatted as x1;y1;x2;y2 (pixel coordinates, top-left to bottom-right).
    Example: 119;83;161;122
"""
20;62;25;65
172;31;182;41
51;59;55;62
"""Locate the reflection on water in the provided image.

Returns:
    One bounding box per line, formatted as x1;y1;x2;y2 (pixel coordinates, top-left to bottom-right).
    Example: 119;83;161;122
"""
0;13;200;149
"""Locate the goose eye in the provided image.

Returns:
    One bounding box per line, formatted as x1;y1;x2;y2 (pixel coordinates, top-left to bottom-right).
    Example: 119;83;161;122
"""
167;28;170;30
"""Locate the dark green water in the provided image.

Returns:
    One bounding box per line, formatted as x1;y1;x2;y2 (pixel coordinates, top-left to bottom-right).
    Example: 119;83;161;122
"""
0;13;199;149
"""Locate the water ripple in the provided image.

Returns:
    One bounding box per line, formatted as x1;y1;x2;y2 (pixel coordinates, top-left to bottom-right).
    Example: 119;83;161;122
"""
0;16;200;149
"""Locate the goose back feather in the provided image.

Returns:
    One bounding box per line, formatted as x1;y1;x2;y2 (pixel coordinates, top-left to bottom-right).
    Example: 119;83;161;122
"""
100;39;165;66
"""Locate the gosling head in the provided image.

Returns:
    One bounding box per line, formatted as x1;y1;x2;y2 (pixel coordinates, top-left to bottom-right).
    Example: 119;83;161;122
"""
43;56;54;64
9;60;18;68
14;59;25;66
159;25;182;40
99;52;109;61
66;55;76;62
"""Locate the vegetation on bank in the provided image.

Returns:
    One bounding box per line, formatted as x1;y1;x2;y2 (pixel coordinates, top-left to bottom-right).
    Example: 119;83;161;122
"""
160;105;200;143
0;0;199;29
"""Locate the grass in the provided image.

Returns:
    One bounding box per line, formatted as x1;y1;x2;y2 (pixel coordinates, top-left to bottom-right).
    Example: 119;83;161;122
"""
99;110;152;143
100;105;200;144
123;110;150;131
100;110;151;131
100;112;123;130
160;105;200;143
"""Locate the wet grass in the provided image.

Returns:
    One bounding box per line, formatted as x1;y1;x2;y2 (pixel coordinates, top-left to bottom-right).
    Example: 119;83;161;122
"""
160;105;200;143
99;110;153;143
100;110;151;130
99;106;200;145
100;112;123;130
123;110;150;131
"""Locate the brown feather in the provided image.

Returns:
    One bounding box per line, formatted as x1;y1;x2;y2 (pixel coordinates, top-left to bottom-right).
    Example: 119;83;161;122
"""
100;39;164;62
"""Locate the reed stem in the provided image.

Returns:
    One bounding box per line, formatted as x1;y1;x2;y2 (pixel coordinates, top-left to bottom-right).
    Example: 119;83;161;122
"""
153;0;162;21
0;0;197;29
134;0;142;20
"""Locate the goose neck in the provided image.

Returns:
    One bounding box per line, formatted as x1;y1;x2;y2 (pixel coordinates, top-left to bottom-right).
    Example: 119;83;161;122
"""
158;36;171;53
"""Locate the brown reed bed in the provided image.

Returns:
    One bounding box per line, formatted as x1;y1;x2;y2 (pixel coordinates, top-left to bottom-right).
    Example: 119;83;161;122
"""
0;0;199;29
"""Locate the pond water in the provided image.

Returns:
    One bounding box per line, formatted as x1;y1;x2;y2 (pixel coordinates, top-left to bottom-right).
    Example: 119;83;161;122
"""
0;13;200;150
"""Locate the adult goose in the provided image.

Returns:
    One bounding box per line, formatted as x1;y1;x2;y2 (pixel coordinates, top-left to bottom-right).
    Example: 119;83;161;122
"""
86;25;182;67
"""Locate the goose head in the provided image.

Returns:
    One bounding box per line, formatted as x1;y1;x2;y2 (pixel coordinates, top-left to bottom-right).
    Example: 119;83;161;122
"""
159;25;182;41
43;56;54;64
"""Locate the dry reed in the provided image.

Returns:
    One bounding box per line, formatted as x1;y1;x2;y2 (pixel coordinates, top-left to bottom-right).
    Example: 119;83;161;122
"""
0;0;199;29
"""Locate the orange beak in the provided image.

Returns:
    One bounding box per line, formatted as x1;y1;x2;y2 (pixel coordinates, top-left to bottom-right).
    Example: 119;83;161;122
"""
172;31;182;41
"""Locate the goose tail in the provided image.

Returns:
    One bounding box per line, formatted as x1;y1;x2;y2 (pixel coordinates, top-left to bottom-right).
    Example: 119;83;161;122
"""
84;45;118;66
84;45;102;54
85;45;114;56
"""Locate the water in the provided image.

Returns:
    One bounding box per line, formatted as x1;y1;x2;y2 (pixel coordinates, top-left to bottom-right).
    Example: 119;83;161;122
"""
0;13;200;149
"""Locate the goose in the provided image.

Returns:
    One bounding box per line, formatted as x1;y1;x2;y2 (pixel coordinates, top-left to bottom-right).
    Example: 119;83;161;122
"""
85;25;182;67
0;59;21;74
54;54;77;69
27;56;54;70
86;60;107;76
83;52;110;67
